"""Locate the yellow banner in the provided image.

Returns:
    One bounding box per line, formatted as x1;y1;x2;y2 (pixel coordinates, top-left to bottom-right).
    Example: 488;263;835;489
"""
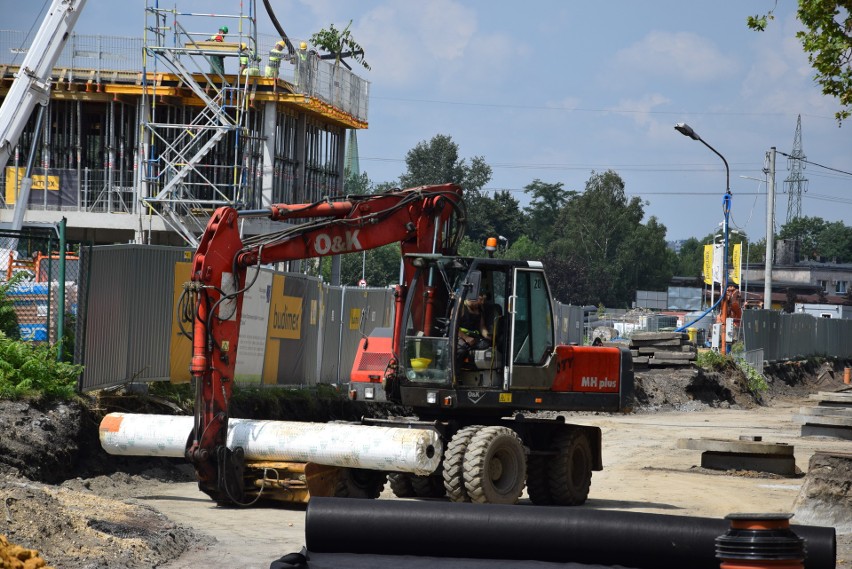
5;167;59;203
730;243;742;285
268;278;302;340
703;245;713;285
169;262;193;384
349;308;363;330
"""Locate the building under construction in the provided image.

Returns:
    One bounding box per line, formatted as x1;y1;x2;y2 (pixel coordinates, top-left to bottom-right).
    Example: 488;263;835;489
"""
0;2;369;247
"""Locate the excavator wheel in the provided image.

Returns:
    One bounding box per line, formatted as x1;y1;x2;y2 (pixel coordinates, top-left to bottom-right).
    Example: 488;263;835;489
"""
442;425;482;502
387;473;416;498
411;471;446;499
547;429;592;506
525;455;553;505
334;468;386;499
463;426;527;505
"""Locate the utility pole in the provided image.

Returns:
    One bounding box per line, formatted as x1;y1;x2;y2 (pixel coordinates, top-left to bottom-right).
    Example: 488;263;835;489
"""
764;148;776;310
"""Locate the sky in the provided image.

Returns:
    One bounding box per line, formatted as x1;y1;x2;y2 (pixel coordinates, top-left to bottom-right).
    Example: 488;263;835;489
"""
8;0;852;241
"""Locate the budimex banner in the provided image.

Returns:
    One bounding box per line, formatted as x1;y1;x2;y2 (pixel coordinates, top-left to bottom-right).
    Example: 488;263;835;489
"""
730;243;741;285
703;245;713;285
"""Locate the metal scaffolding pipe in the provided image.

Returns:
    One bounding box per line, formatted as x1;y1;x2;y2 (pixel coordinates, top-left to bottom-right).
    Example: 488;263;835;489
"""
99;413;442;475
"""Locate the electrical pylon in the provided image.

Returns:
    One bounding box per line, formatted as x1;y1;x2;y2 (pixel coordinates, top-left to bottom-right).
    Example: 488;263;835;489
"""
784;114;808;224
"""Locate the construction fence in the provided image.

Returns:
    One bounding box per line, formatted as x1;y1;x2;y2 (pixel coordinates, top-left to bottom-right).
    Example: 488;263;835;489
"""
61;245;852;392
76;245;393;392
0;227;82;344
742;310;852;362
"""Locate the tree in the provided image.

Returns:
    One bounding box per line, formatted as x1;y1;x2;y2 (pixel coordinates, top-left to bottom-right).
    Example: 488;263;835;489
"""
504;235;545;261
343;168;372;195
523;180;575;243
479;190;526;246
672;237;705;279
817;220;852;262
323;244;401;286
397;134;493;243
548;170;670;307
310;21;370;70
779;216;828;259
542;251;595;306
748;2;852;123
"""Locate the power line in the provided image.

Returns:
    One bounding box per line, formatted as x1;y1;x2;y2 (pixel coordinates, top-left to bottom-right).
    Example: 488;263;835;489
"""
777;150;852;177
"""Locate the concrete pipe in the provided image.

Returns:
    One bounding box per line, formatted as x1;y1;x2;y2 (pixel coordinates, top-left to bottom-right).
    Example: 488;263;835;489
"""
99;413;442;475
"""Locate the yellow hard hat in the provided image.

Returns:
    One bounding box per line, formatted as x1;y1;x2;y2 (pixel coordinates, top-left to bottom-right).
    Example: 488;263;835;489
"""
299;41;307;50
276;40;286;48
240;42;247;50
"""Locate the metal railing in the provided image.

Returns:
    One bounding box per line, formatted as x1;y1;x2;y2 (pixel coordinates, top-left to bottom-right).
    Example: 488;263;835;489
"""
0;30;369;123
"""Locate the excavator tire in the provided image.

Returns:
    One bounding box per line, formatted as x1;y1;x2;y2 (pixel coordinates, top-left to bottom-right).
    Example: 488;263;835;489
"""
334;468;386;499
463;426;526;505
547;429;592;506
442;425;482;502
411;472;446;499
388;473;416;498
526;455;553;505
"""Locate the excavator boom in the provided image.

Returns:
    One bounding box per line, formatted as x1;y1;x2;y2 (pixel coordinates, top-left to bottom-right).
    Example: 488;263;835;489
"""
182;184;464;501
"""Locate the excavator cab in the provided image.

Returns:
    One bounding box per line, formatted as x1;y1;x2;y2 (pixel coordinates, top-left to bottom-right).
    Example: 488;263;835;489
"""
350;253;568;407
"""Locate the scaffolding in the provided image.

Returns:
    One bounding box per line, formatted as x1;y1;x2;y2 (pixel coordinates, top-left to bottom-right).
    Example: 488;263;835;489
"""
140;2;261;244
0;2;370;246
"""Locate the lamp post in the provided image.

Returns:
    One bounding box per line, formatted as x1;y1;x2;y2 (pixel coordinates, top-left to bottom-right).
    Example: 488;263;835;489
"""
675;123;732;354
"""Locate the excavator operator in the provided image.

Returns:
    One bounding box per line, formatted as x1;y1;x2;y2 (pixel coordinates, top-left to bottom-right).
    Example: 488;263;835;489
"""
458;289;492;364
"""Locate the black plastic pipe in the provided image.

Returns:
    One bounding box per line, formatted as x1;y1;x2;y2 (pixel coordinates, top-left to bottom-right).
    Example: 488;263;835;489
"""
305;498;835;569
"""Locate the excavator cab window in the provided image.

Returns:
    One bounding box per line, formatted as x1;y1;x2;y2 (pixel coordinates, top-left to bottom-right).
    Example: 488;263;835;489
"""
400;257;468;386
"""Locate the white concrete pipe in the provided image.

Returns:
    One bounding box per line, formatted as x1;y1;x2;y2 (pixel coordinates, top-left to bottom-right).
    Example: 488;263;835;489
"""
99;413;442;475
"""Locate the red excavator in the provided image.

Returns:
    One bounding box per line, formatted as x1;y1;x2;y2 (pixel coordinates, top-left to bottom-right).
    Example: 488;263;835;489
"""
184;183;633;505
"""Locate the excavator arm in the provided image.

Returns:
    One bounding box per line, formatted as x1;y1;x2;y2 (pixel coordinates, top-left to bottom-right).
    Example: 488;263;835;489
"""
182;184;464;501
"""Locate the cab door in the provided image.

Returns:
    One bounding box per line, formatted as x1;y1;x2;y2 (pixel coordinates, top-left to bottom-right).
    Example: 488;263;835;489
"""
506;267;555;389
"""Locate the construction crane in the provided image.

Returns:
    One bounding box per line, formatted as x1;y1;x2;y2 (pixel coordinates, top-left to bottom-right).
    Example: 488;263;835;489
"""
0;0;87;231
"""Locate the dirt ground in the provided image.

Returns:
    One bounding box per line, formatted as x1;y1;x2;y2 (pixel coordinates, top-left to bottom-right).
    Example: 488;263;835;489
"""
0;358;850;568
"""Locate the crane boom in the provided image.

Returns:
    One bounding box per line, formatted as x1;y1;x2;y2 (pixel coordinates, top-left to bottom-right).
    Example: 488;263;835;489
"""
0;0;87;230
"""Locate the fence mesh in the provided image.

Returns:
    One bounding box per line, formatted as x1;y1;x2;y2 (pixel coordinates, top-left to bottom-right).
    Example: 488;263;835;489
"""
0;228;81;345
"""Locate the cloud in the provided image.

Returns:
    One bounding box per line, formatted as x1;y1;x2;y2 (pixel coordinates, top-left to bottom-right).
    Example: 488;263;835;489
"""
612;31;738;82
740;12;840;119
610;93;671;127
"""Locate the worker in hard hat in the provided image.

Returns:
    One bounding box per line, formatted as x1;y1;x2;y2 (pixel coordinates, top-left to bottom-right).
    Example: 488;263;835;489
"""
293;40;313;91
208;25;228;75
265;40;287;78
239;42;260;76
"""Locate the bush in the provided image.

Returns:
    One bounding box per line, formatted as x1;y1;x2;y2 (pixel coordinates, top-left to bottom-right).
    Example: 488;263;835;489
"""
0;272;28;340
0;332;83;400
738;360;768;394
695;349;729;371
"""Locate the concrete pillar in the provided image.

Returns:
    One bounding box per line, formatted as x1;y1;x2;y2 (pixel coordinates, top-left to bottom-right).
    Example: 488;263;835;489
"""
261;100;276;207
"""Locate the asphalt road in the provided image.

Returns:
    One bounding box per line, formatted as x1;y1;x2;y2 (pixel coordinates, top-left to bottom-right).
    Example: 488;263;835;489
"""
145;399;849;569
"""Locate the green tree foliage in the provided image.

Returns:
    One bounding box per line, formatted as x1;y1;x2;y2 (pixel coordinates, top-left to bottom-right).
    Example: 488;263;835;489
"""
777;215;852;261
672;237;705;278
748;1;852;123
504;235;545;261
546;171;672;306
310;20;370;70
330;244;401;287
523;179;575;244
819;220;852;261
474;190;526;246
397;134;493;243
343;168;372;195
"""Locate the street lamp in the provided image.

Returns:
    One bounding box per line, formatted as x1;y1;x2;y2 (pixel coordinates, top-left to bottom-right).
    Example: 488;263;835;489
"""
675;123;733;354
